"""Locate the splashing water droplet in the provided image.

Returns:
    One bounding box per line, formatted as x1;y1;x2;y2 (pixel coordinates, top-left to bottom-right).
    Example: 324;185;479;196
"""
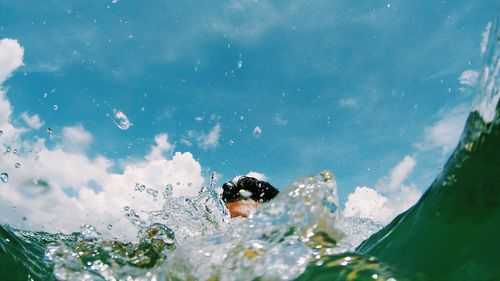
146;188;158;198
134;183;146;192
107;224;113;230
0;130;3;137
53;104;59;111
47;128;53;135
123;206;130;211
114;111;130;130
164;184;173;197
188;182;192;187
5;146;12;153
14;163;21;169
0;173;9;183
80;224;101;240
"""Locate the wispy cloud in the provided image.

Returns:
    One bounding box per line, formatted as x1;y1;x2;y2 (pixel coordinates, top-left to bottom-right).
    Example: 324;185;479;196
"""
211;0;281;42
272;113;288;126
421;105;468;155
338;98;358;108
183;123;222;150
377;155;416;192
20;112;44;130
458;69;479;87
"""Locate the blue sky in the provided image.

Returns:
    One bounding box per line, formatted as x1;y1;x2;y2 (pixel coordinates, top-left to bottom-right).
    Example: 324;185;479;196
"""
0;1;497;232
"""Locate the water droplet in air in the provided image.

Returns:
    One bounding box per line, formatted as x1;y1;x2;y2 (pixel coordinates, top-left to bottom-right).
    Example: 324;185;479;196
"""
176;182;181;185
5;146;12;153
188;182;192;187
146;188;158;198
80;224;101;240
1;173;9;183
114;111;130;130
107;224;113;230
47;128;53;135
53;105;59;111
14;163;21;169
134;183;146;192
0;130;3;137
164;184;173;197
123;206;130;211
237;59;243;69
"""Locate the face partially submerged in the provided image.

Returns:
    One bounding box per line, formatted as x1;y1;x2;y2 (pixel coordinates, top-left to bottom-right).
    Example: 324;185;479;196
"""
225;199;260;218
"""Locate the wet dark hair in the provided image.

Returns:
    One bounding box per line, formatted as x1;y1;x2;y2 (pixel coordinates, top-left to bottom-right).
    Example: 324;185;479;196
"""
221;176;279;203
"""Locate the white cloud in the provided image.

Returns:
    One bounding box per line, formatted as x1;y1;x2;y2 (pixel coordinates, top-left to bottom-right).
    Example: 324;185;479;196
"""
344;185;421;224
145;133;174;161
0;38;24;84
61;125;93;152
246;171;267;181
184;123;221;150
422;105;468;155
377;155;416;192
344;155;422;224
231;171;268;183
344;187;386;220
458;70;479;87
0;90;26;143
338;98;358;108
253;126;262;138
20;112;44;130
0;39;25;143
0;135;205;239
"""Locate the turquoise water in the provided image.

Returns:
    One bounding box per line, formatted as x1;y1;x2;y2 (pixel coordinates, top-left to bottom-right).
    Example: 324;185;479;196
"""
0;20;499;281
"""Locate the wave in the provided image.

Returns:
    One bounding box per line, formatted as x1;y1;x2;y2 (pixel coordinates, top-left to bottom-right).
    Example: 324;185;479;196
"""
357;20;500;281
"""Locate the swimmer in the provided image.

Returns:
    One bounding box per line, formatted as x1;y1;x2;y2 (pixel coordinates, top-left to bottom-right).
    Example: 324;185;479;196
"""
221;176;279;218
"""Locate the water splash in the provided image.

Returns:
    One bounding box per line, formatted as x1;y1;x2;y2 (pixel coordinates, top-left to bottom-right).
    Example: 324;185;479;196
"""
164;171;349;280
4;171;400;280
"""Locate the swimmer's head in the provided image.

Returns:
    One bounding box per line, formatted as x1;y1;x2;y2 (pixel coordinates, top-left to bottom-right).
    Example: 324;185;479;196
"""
221;176;279;218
